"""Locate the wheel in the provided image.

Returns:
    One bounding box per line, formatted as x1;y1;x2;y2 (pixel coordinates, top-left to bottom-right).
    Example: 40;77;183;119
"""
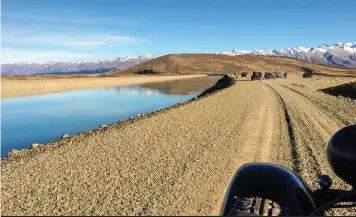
227;197;288;216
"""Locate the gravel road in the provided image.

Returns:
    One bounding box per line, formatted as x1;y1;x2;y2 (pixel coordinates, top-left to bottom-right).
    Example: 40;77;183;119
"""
2;78;356;216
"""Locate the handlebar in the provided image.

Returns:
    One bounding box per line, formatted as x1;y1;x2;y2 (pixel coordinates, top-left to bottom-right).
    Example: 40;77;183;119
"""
310;189;356;216
312;189;356;206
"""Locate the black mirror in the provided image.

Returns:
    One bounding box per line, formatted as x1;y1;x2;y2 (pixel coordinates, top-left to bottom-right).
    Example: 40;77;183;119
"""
318;175;332;189
327;125;356;187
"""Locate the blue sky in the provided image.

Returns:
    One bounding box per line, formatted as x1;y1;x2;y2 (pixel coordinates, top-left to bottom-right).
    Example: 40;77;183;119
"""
2;0;356;63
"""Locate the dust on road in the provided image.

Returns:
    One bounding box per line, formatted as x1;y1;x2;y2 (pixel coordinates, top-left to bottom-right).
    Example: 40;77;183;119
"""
2;77;356;216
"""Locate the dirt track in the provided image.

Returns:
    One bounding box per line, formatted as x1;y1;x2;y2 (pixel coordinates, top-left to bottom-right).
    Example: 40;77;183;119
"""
2;78;356;216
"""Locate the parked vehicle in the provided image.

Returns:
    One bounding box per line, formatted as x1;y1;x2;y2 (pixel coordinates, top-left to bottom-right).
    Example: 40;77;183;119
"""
276;72;283;78
252;72;262;81
134;69;160;75
303;71;313;78
220;124;356;216
241;72;248;78
302;67;314;78
264;72;277;79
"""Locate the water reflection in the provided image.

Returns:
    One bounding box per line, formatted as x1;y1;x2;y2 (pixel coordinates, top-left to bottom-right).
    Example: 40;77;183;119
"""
140;75;222;95
1;76;221;157
111;76;221;95
110;86;161;97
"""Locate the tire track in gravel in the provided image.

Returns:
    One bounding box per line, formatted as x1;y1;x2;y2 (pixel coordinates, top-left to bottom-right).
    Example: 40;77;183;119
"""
266;81;355;216
272;82;356;216
267;83;346;190
264;83;301;174
209;82;278;215
280;84;348;126
238;90;270;163
256;84;279;162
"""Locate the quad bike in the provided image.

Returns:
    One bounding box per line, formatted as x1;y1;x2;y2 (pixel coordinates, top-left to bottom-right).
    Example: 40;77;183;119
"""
264;72;277;79
252;72;263;81
302;69;313;78
303;72;313;78
220;124;356;216
276;72;284;79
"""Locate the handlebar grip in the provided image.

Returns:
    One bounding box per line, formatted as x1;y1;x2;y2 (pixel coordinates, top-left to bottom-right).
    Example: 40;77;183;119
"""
312;189;356;208
343;192;356;202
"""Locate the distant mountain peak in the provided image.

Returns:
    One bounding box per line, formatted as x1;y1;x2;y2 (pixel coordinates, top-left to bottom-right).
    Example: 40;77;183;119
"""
218;41;356;68
2;55;161;75
2;41;356;75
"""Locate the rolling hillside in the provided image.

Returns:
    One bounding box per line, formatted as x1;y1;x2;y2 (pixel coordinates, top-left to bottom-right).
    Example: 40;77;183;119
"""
114;54;356;77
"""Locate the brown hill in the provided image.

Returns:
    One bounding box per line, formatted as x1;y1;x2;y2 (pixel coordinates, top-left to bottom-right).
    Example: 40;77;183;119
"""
112;54;356;77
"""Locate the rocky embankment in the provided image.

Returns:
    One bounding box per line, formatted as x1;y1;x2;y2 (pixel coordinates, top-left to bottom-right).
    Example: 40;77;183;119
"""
320;82;356;100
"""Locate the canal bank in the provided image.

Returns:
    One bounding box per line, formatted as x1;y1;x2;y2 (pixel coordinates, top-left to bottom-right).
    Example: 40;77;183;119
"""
2;75;224;157
1;74;206;98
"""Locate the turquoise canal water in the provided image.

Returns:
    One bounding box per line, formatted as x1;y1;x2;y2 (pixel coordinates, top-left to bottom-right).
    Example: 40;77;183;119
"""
1;76;221;157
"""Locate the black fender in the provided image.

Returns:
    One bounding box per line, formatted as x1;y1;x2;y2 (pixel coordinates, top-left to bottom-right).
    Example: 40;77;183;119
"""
220;163;316;216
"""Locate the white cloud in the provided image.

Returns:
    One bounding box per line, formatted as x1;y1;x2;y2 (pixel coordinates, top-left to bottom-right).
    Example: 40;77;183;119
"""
1;49;94;63
58;41;108;47
2;32;146;48
1;8;148;63
56;35;146;47
2;26;147;49
1;24;148;63
3;12;143;25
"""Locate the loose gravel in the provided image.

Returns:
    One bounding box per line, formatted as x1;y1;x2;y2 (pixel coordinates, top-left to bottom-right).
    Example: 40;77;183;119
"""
2;77;355;216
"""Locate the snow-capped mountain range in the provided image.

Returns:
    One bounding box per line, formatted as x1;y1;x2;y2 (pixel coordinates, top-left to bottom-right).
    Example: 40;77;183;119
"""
214;42;356;68
1;55;161;75
2;42;355;75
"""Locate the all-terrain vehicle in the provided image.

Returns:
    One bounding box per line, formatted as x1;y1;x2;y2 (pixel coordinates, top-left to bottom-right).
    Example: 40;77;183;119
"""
302;68;314;78
264;72;276;79
276;72;283;78
303;71;313;78
220;124;356;216
134;69;160;75
251;72;262;81
241;72;248;78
